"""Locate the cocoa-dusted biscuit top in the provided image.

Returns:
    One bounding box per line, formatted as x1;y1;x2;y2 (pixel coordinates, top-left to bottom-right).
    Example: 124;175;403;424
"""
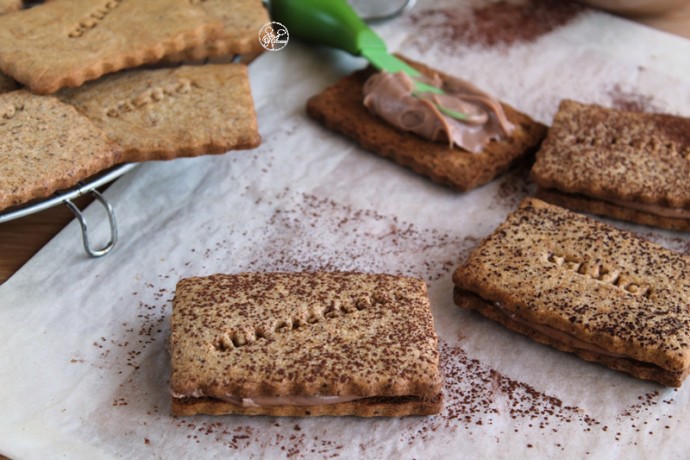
0;90;120;212
532;100;690;207
170;272;442;417
531;99;690;228
453;198;690;387
58;64;261;161
0;0;223;94
306;56;547;192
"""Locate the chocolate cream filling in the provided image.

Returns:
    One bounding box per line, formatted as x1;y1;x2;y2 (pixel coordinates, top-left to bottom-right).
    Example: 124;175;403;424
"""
170;392;364;407
483;297;690;386
606;197;690;219
491;300;629;359
543;188;690;220
483;296;690;385
170;391;436;407
362;71;515;153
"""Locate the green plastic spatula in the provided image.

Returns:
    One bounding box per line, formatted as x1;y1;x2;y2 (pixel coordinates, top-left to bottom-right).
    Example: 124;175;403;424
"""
270;0;468;121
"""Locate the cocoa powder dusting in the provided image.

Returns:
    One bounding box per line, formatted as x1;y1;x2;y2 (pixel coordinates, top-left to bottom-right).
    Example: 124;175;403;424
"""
608;84;664;113
401;341;600;446
408;0;586;53
401;341;678;449
493;166;535;210
68;185;684;454
240;191;473;282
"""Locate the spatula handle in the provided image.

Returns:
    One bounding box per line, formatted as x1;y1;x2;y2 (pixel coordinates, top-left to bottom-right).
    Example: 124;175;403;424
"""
270;0;386;56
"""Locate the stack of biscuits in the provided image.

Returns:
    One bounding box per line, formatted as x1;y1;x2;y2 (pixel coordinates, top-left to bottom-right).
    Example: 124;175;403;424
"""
170;272;443;417
0;0;268;212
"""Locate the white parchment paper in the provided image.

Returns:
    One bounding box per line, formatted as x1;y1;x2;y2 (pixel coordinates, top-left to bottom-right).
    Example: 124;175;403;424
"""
2;1;690;458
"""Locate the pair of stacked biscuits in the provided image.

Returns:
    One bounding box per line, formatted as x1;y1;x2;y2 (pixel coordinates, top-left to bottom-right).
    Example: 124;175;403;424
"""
169;55;690;419
451;99;690;389
0;0;268;212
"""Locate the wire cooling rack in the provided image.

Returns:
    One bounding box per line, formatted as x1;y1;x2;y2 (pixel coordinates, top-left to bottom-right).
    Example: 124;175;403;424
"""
0;163;137;257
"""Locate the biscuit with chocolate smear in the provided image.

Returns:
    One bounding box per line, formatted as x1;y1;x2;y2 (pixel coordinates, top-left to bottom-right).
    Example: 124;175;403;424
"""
0;90;120;211
170;272;443;416
58;64;261;161
531;99;690;230
164;0;269;62
453;198;690;387
306;56;547;192
0;0;223;94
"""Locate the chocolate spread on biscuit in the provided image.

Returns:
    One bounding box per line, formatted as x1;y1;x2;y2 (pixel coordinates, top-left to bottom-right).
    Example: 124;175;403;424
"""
362;71;514;152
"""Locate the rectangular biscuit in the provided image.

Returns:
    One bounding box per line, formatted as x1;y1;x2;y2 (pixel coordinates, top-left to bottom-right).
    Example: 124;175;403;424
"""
531;99;690;230
453;198;690;387
306;56;547;192
0;90;120;211
58;64;261;161
0;0;20;15
170;272;443;417
163;0;269;62
0;0;223;94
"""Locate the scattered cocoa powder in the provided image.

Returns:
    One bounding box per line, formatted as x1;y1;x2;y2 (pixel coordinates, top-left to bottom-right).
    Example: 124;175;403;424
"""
407;0;586;53
493;165;535;210
239;192;476;282
68;184;684;454
401;340;600;446
608;84;664;113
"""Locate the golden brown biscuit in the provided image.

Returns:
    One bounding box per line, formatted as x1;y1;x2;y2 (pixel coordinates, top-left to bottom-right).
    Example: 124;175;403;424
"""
0;0;21;15
0;0;19;92
170;272;443;416
453;198;690;387
306;56;547;192
531;99;690;230
0;90;120;211
164;0;269;62
0;0;223;94
58;64;261;161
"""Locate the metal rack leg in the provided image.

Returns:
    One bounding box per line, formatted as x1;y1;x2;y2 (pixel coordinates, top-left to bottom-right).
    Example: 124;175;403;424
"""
63;189;118;258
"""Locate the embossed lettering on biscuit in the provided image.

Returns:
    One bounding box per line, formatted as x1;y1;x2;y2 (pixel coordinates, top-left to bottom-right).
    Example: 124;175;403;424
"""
68;0;124;39
105;78;196;118
545;250;651;298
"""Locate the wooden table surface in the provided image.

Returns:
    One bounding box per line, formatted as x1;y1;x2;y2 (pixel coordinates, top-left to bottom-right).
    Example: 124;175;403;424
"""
0;7;689;285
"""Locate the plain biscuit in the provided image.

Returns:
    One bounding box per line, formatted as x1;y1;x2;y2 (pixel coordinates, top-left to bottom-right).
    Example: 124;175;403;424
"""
0;0;21;95
0;90;120;211
0;0;223;94
0;0;20;15
164;0;270;62
58;64;261;161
